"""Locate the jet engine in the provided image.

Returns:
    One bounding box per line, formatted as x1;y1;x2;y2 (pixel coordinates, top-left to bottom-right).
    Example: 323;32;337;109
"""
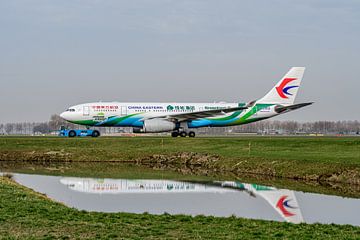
133;119;177;133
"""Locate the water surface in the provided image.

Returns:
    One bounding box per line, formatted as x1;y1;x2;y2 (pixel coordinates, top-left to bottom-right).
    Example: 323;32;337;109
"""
5;173;360;226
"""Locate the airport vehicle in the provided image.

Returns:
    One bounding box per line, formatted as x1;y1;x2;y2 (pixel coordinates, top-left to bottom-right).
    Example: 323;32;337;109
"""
60;67;312;137
58;126;100;138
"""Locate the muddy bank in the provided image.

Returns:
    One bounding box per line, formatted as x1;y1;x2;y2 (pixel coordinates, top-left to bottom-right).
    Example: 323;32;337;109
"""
2;153;360;199
1;150;360;187
0;150;72;162
138;152;360;186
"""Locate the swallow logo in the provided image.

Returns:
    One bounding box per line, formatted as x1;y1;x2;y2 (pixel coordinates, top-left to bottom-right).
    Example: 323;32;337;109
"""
276;78;298;99
276;195;297;217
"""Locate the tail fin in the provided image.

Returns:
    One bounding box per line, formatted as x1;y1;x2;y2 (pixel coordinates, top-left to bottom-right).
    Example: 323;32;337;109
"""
258;67;305;105
255;188;304;224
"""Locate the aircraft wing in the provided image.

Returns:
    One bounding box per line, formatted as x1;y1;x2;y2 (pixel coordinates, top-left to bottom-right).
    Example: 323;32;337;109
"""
145;106;247;122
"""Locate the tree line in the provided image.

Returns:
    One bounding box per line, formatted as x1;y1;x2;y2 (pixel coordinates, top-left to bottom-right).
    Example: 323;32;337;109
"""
0;114;359;135
222;120;360;135
0;115;127;135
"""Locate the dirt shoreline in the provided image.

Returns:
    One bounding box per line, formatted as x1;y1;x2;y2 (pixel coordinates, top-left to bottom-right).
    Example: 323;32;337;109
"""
139;152;360;186
1;151;360;186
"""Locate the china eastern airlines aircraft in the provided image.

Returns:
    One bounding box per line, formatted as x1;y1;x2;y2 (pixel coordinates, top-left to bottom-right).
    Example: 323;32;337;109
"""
60;67;312;137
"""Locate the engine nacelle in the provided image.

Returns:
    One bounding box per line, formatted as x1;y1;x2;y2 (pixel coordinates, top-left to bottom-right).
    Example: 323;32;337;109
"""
133;119;177;133
144;119;177;132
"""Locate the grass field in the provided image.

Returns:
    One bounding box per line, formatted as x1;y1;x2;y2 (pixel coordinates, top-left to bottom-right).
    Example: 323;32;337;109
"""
1;176;360;239
1;136;359;162
1;136;360;239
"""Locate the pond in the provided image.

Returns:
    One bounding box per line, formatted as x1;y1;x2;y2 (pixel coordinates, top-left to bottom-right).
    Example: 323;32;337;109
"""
4;172;360;226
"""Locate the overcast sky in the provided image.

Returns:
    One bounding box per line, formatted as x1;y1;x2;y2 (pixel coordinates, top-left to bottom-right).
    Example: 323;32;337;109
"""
1;0;359;123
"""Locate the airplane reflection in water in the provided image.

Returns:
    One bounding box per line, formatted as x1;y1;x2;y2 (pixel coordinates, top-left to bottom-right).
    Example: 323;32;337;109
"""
60;177;303;224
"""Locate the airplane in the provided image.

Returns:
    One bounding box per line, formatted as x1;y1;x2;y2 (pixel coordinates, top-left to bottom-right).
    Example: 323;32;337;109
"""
60;177;304;224
60;67;313;137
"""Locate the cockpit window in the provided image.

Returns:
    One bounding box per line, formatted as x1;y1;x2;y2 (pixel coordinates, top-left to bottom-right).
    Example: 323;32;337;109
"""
66;109;76;112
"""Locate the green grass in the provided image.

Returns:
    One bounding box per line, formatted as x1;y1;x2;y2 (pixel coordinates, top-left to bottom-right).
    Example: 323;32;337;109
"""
1;136;359;162
1;136;360;197
1;136;359;174
1;177;360;239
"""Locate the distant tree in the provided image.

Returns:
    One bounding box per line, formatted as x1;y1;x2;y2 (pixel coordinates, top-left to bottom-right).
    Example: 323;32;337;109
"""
33;123;50;134
5;123;13;134
49;114;66;130
2;118;360;136
48;114;80;130
15;123;23;134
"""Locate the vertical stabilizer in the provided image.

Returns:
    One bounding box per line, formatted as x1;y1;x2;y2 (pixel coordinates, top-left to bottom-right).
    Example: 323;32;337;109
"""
256;188;304;224
258;67;305;105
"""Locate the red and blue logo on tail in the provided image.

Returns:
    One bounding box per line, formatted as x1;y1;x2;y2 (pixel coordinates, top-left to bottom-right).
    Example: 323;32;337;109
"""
276;78;298;99
276;195;298;217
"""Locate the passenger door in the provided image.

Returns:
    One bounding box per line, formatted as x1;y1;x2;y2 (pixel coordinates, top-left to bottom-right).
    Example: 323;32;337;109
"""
121;106;127;116
83;106;90;116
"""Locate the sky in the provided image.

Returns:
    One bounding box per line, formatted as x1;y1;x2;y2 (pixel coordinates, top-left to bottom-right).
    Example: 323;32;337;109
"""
1;0;359;123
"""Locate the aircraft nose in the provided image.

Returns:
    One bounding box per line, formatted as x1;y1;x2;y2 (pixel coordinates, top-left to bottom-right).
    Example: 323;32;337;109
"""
60;178;77;188
60;111;68;120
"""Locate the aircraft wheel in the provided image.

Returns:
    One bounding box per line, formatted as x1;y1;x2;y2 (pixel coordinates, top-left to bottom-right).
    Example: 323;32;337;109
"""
92;130;100;137
180;131;187;137
68;130;76;138
171;132;179;137
188;131;196;138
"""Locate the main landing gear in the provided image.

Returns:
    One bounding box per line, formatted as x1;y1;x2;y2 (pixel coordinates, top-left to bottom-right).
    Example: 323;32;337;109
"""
171;131;196;138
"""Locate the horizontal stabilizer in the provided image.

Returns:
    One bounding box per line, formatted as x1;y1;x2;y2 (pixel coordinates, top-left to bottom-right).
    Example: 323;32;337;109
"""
275;102;313;114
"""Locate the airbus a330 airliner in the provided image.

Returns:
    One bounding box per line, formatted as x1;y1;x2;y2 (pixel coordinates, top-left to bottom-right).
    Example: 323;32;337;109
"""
60;67;312;137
